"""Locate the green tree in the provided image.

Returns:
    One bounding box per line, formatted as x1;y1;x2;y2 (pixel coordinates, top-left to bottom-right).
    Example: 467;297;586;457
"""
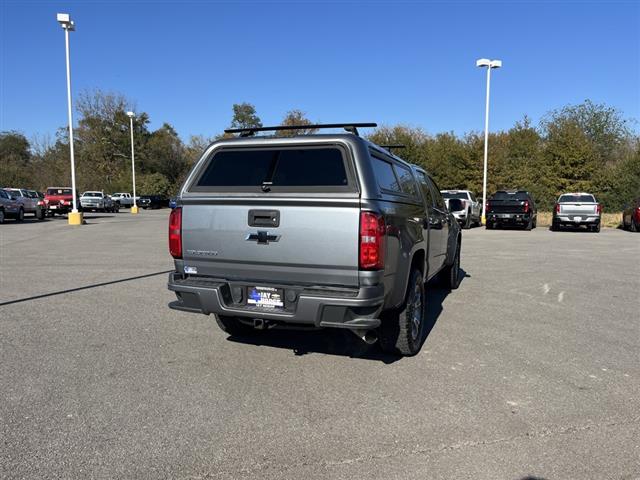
0;131;32;187
367;125;429;168
137;172;172;196
143;123;187;184
542;100;631;161
229;103;262;130
276;110;318;136
73;89;151;192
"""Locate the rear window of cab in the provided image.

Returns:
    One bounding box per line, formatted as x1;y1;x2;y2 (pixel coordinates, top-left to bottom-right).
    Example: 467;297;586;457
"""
190;146;355;193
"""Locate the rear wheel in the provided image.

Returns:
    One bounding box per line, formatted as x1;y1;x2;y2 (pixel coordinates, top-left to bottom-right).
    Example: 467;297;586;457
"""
440;242;461;290
525;218;533;231
463;211;471;229
36;209;45;220
0;209;5;224
16;208;24;222
591;223;601;233
215;315;259;336
631;217;638;232
379;268;425;356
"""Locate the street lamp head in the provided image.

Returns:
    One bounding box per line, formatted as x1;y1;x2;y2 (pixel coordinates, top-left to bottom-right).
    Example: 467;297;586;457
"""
56;13;75;31
126;111;135;118
476;58;502;69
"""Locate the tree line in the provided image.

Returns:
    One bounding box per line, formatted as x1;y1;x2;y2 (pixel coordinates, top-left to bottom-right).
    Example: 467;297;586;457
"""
1;91;638;211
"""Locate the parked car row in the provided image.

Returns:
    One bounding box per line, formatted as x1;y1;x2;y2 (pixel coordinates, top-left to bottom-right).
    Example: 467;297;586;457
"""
0;187;171;223
441;188;637;234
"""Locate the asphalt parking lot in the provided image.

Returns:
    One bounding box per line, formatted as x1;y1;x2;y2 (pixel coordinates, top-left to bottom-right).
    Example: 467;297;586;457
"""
1;210;639;479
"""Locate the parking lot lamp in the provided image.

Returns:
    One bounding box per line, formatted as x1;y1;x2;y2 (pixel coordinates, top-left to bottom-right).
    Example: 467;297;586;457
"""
57;13;82;225
127;111;139;214
476;58;502;225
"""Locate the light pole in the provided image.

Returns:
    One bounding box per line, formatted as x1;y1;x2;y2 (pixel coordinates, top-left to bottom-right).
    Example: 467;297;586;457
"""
57;13;82;225
127;111;139;214
476;58;502;225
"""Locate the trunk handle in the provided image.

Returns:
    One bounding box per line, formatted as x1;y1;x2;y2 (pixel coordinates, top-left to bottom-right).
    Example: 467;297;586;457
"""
248;209;280;228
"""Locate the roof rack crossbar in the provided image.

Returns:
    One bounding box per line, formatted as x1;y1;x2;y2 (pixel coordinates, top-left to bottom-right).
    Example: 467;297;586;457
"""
224;123;377;138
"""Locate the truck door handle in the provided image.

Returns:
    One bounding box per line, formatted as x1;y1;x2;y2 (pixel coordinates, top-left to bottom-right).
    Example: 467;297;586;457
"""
248;210;280;227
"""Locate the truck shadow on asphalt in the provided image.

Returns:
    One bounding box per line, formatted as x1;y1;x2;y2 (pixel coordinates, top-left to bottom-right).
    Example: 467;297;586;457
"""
0;270;173;307
227;268;469;364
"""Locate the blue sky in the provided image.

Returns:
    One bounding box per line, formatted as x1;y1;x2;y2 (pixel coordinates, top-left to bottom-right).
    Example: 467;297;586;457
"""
1;0;639;142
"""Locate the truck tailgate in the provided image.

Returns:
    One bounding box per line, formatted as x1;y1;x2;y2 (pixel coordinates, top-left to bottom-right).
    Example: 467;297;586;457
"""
559;203;598;216
488;200;528;213
181;200;360;287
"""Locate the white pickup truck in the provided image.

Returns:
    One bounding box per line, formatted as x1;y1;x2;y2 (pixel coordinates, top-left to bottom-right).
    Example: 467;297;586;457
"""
111;192;137;208
440;190;481;229
552;193;602;232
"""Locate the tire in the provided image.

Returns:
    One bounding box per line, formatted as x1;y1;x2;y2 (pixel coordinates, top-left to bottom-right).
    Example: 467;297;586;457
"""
463;211;471;229
592;223;601;233
631;217;638;233
532;217;537;229
16;208;24;222
485;221;492;230
525;218;533;231
215;315;258;336
550;220;558;232
440;241;461;290
36;209;45;220
0;209;5;224
379;268;425;356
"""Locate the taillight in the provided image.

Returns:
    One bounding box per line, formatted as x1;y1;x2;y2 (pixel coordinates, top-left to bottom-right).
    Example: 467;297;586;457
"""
523;200;530;213
359;211;385;270
37;200;45;206
485;201;490;212
555;203;560;213
169;207;182;259
596;204;602;214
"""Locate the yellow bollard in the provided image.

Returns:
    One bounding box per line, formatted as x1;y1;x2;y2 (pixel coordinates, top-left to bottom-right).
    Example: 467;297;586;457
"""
481;215;486;226
68;211;83;225
131;205;139;214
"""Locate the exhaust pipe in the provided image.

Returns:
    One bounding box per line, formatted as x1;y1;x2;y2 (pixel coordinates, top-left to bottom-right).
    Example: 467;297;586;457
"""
363;330;378;344
352;329;377;344
253;318;266;330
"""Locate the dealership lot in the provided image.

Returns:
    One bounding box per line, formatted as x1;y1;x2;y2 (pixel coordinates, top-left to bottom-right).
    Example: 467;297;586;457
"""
1;211;638;479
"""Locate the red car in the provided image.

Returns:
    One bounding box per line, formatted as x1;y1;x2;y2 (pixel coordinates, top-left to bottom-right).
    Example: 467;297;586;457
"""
44;187;81;216
622;198;640;232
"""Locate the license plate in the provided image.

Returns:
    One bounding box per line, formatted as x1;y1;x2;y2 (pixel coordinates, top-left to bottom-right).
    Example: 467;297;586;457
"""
247;286;284;309
50;205;57;209
499;214;512;218
573;216;582;222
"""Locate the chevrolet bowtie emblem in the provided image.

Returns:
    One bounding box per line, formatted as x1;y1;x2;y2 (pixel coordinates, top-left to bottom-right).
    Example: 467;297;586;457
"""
246;231;281;245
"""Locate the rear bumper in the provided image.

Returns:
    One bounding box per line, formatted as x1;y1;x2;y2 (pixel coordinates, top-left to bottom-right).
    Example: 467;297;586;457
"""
167;272;384;330
554;215;600;225
452;211;468;223
487;213;532;224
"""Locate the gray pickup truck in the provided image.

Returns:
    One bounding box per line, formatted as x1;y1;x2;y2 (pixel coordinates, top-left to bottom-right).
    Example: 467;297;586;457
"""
167;123;462;356
552;193;601;232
